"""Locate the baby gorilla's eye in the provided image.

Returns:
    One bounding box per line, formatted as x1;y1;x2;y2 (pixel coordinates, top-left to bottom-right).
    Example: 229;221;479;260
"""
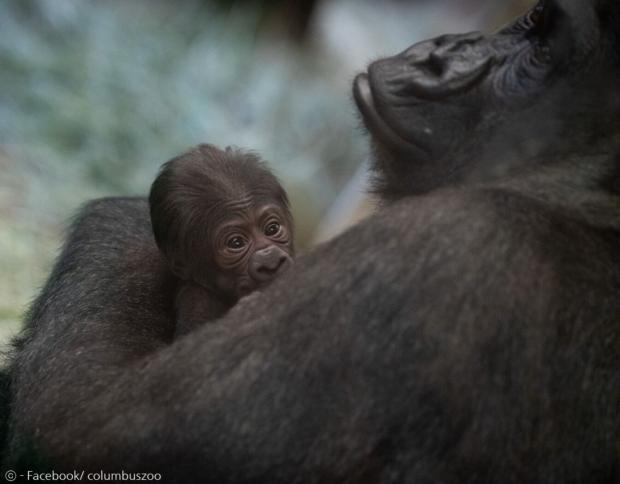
265;222;281;237
226;236;246;250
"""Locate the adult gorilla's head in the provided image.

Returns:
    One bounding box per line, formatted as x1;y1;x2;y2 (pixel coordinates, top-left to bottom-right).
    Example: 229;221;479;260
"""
354;0;620;198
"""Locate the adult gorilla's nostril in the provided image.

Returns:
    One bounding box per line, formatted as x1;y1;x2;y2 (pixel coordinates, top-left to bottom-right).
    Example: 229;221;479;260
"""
427;53;445;77
399;38;437;62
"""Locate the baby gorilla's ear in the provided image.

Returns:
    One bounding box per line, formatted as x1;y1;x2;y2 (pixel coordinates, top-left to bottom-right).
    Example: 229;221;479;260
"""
169;257;191;281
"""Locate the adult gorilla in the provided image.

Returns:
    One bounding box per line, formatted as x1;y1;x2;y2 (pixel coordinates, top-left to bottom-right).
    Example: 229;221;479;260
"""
4;0;620;482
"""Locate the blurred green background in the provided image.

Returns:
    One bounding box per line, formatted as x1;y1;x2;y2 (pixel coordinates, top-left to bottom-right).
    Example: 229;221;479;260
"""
0;0;531;349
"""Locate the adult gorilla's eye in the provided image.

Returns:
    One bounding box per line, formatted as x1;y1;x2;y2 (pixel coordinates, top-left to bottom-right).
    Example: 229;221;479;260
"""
527;3;545;27
226;236;246;250
265;222;281;237
526;1;553;36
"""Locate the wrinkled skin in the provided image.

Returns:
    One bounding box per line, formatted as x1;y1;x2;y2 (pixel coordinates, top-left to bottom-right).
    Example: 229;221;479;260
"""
3;1;620;483
208;200;293;299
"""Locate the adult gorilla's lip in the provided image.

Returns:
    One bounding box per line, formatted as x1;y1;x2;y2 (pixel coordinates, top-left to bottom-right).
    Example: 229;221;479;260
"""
353;73;430;156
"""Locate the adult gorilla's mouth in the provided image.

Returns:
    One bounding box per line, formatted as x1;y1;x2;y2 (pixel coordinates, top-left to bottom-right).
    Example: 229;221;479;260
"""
353;73;430;157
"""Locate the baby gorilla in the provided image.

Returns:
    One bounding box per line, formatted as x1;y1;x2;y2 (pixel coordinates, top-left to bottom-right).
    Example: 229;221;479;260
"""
149;144;294;337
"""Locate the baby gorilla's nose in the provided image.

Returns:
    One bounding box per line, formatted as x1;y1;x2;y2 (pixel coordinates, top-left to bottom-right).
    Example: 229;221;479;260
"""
249;246;291;283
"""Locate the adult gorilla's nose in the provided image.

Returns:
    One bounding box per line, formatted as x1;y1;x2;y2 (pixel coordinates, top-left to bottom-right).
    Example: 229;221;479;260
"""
249;246;292;282
373;31;494;101
399;32;485;60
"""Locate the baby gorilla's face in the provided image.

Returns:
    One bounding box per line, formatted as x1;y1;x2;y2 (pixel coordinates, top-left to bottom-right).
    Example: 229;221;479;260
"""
148;144;295;301
209;200;294;300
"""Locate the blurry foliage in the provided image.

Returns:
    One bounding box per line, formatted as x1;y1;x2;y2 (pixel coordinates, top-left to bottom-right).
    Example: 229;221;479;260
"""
0;0;528;341
0;0;367;337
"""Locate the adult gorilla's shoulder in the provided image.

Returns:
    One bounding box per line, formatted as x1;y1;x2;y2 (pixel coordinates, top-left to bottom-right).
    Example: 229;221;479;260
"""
4;0;620;482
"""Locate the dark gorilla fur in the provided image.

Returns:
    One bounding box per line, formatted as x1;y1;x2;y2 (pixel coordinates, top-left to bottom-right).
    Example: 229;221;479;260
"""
3;1;620;482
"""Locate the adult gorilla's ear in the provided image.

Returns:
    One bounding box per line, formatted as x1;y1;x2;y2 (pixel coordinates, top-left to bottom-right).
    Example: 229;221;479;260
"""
610;149;620;194
613;24;620;63
598;2;620;61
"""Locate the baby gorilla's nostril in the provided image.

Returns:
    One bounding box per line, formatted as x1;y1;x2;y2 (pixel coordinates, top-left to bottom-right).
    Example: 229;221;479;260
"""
257;254;286;274
250;247;291;283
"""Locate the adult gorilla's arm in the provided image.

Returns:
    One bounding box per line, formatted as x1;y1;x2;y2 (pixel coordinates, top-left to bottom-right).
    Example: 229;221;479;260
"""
7;1;620;479
8;187;612;483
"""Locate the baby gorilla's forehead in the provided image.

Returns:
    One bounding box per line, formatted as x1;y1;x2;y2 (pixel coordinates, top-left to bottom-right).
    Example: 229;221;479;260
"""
214;197;287;228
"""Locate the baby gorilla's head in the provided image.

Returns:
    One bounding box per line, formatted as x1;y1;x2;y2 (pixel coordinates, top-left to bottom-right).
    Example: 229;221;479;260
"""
149;144;294;302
